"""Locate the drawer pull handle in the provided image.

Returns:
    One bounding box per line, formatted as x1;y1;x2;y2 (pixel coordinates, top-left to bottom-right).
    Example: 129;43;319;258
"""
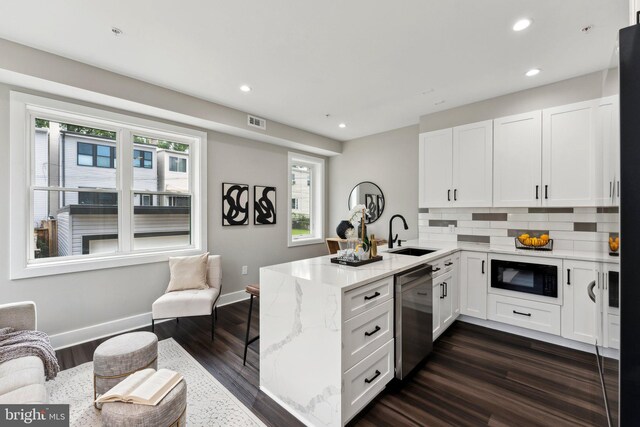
364;325;381;337
364;369;381;384
444;262;453;267
432;267;441;272
364;291;380;301
513;310;531;317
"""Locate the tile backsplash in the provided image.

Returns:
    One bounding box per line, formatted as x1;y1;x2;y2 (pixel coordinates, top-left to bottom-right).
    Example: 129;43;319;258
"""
418;207;619;254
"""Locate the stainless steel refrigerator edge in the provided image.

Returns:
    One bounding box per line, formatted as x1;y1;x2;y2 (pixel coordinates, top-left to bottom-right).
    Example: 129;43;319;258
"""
394;264;433;380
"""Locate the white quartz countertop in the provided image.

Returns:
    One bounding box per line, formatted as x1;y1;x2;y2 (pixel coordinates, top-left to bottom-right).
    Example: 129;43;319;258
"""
261;239;618;291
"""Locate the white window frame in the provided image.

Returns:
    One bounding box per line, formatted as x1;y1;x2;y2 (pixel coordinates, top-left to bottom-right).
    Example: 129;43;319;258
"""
9;92;207;279
287;152;324;247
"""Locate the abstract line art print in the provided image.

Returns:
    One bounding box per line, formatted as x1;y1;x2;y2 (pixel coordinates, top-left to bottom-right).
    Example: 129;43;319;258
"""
222;182;249;226
254;185;276;225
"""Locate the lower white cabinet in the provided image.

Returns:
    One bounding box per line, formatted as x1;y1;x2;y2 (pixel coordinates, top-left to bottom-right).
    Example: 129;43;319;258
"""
488;294;561;335
561;260;599;345
460;251;488;319
432;254;460;340
343;339;395;422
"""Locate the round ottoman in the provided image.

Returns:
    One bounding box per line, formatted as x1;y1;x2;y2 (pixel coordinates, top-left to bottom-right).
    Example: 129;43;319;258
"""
102;379;187;427
93;332;158;405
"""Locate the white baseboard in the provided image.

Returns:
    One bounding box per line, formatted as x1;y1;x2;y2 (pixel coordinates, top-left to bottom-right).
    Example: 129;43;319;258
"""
457;315;620;360
217;290;250;307
50;290;250;350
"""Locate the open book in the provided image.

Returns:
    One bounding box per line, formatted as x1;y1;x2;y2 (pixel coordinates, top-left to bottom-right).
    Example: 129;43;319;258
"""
95;368;183;406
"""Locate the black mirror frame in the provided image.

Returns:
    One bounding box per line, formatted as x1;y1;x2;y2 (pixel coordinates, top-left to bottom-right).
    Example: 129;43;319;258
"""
348;181;385;224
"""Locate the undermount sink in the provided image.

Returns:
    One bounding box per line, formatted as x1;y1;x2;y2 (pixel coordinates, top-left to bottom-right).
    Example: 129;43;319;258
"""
390;247;436;257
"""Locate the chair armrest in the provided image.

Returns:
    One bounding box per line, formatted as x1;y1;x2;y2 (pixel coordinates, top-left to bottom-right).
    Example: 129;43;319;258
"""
0;301;37;331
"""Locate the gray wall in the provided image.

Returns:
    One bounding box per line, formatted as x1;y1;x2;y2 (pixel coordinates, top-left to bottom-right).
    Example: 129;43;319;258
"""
329;125;420;242
0;83;327;341
420;69;619;132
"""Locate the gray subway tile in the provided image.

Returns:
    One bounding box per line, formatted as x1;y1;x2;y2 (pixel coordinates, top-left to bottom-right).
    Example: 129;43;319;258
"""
472;213;507;221
418;208;430;213
507;229;549;237
428;219;458;227
574;222;597;232
457;234;490;243
597;207;619;213
528;208;574;213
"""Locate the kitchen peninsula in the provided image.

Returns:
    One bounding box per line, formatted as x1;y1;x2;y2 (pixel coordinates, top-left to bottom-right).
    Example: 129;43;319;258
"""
259;246;442;427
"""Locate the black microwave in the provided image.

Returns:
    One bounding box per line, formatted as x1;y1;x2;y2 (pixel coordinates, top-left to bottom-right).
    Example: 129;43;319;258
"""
491;259;558;298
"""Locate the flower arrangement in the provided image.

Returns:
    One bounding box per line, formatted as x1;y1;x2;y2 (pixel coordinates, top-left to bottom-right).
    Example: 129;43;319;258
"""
348;204;369;227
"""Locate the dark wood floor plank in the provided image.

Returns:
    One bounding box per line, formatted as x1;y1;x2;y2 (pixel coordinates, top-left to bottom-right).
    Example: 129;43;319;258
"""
55;303;615;427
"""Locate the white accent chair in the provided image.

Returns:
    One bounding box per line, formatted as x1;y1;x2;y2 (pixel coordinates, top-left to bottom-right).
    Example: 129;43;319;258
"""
151;255;222;340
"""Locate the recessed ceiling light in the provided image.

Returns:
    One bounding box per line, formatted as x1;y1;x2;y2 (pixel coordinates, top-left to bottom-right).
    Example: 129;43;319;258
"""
513;18;532;32
338;123;346;128
240;85;252;92
525;68;541;77
111;27;123;36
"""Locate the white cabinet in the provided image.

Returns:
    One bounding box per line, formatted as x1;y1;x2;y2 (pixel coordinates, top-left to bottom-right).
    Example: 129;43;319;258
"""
419;120;492;208
542;100;599;207
452;120;493;207
459;251;488;319
561;260;599;344
595;96;620;206
419;128;453;208
432;254;459;340
493;111;542;207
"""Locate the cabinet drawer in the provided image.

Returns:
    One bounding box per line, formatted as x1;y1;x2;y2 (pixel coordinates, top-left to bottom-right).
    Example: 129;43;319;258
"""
488;294;560;335
343;299;394;371
343;276;393;320
431;257;455;278
343;339;394;423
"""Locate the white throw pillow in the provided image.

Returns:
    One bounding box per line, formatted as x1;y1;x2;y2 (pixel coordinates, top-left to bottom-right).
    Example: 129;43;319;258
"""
166;253;210;292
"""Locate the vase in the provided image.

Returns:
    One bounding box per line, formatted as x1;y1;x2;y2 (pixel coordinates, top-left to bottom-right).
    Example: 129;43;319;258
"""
336;220;354;239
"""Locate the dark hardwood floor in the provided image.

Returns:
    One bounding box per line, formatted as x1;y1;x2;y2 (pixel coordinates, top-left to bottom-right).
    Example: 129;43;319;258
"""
56;301;616;426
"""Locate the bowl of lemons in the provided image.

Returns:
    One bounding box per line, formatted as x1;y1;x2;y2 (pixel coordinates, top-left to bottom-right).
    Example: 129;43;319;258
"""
515;233;552;251
609;236;620;256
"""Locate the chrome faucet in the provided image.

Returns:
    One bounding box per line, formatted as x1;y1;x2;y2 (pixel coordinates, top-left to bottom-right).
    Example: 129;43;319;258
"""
388;214;409;249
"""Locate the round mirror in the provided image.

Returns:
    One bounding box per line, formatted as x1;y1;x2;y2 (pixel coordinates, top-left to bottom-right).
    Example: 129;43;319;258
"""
348;181;385;224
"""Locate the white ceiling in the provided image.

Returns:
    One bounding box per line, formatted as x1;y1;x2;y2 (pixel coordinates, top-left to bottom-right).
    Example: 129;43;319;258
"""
0;0;627;141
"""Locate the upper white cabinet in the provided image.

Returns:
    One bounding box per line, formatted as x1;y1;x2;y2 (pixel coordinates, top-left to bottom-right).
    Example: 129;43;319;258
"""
419;128;453;208
419;120;493;208
542;100;599;207
453;120;493;207
595;96;620;206
493;111;543;207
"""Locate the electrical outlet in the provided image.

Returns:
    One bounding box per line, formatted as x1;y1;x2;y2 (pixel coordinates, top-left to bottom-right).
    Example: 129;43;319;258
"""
448;224;455;233
242;266;248;275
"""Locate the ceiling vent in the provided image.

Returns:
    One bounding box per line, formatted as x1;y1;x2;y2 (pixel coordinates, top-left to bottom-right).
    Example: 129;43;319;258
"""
247;115;267;130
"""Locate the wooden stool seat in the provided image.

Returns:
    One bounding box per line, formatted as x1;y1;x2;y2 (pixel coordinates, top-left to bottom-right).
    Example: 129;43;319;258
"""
246;284;260;297
243;284;260;366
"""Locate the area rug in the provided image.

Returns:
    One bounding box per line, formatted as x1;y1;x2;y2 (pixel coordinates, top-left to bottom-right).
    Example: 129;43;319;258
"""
46;338;267;427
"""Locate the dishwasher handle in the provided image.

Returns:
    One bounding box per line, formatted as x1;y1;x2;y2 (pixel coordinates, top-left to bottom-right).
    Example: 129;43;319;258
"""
396;264;432;287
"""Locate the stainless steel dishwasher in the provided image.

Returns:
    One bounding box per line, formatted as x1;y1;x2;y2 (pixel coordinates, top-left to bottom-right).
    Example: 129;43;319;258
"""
394;263;433;380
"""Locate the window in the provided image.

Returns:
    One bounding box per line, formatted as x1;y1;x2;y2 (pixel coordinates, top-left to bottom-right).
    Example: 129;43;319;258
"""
169;156;187;172
133;149;153;169
78;192;118;205
77;142;116;168
288;152;324;247
10;92;207;279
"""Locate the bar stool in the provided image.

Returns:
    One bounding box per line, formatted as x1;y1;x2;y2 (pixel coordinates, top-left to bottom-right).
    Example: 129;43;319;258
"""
243;284;260;366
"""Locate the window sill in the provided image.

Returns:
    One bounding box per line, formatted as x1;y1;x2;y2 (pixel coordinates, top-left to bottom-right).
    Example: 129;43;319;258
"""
288;237;324;248
11;248;204;280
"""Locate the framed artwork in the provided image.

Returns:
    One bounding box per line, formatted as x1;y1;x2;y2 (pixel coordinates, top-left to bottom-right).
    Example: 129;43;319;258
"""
222;182;249;226
254;185;276;225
